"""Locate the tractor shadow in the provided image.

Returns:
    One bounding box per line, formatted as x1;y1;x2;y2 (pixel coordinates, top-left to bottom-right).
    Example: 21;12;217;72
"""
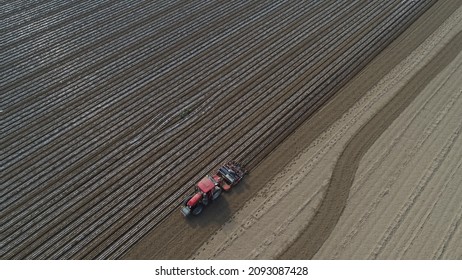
184;196;232;227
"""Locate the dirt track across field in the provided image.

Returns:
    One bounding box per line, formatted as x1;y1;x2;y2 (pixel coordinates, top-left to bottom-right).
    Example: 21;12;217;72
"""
3;0;460;260
3;1;439;259
283;25;462;260
313;46;462;259
125;0;461;259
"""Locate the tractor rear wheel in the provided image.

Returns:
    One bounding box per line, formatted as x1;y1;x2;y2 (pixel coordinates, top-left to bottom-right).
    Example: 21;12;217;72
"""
192;204;203;215
212;186;222;200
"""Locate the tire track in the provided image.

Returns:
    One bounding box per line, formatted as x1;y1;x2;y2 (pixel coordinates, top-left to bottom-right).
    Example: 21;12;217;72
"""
194;2;447;258
127;0;459;260
401;160;462;258
279;29;462;259
104;2;430;260
2;0;304;258
369;113;462;259
1;0;435;259
330;67;462;259
434;204;462;259
0;0;354;221
73;0;434;260
349;40;462;197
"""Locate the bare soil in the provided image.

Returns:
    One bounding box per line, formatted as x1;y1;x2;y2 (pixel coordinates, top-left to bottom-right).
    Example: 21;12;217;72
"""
3;1;438;259
124;0;461;259
283;27;462;260
4;0;459;260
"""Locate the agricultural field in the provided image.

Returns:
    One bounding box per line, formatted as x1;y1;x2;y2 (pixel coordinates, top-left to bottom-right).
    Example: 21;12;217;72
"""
193;1;462;259
1;0;460;259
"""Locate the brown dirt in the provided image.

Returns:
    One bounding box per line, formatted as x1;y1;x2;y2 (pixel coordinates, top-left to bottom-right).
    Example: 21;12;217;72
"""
4;1;430;259
123;0;461;259
279;30;462;260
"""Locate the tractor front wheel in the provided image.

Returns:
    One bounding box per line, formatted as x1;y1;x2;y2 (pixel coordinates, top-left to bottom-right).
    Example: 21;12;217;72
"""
212;186;222;200
191;204;204;215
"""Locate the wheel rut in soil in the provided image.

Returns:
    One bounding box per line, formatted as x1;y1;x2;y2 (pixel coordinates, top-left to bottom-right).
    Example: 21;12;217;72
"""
279;30;462;259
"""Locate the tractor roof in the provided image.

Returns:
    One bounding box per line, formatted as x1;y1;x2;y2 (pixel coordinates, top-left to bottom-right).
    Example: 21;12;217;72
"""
197;176;217;193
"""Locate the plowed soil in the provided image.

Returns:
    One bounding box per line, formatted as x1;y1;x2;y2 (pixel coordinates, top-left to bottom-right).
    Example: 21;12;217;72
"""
190;0;462;259
126;0;461;259
2;0;457;260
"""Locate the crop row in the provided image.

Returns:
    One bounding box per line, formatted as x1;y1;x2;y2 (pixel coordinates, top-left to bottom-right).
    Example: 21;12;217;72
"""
0;0;435;259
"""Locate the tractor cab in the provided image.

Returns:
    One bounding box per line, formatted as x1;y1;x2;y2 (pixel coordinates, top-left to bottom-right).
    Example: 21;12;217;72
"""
197;175;222;194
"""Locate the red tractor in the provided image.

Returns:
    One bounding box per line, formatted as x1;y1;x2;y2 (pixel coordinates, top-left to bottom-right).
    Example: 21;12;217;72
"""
180;161;248;216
